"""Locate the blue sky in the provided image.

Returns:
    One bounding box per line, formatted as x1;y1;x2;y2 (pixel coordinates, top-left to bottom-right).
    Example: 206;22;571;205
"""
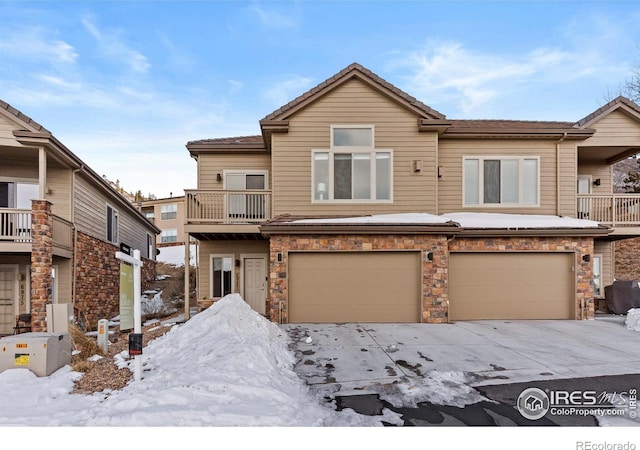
1;0;639;199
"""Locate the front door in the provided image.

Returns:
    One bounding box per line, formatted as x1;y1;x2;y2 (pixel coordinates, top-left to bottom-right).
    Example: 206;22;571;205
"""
244;258;266;315
577;175;592;219
0;266;17;335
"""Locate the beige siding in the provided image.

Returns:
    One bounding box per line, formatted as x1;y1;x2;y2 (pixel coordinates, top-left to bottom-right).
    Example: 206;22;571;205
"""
438;139;561;215
0;113;24;146
74;173;156;255
198;240;269;300
46;164;72;220
53;256;72;303
198;154;271;190
0;154;38;180
578;163;613;194
583;110;640;147
558;141;577;216
271;78;438;216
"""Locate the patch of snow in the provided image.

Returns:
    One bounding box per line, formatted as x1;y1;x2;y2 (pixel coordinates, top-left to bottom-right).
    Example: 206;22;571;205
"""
293;212;453;225
156;244;197;266
625;308;640;331
443;212;601;229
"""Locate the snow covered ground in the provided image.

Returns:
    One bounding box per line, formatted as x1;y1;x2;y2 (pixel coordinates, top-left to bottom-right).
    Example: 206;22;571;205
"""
156;243;197;266
0;294;637;446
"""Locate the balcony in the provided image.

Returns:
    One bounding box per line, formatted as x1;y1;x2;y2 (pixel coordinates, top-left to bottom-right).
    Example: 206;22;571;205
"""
577;194;640;227
0;208;74;255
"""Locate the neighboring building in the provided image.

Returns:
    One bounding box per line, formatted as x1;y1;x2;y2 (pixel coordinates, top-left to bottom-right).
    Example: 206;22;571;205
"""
139;196;187;247
183;63;640;323
0;100;159;334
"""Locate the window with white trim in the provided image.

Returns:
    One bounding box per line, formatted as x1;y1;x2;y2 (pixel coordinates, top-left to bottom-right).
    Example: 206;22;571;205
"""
593;254;603;297
161;229;178;243
313;126;392;202
464;156;539;206
211;255;233;298
106;205;119;243
161;204;177;220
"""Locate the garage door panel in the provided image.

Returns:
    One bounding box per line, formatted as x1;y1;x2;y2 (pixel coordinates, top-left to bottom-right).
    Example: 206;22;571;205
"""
449;253;574;320
288;252;421;323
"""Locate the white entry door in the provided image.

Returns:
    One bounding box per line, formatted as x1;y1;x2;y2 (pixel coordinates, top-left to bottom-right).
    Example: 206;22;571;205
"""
244;258;266;315
0;266;17;335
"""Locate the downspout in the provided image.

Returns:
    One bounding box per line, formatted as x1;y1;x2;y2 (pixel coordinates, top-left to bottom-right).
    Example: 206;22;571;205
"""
71;168;81;317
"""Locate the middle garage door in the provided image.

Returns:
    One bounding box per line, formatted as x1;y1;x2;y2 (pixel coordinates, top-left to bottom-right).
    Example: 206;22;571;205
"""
449;252;575;321
288;252;421;323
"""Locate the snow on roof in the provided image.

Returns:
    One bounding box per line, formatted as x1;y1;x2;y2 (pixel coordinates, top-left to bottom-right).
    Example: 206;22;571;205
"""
291;212;602;229
442;212;602;229
292;213;454;225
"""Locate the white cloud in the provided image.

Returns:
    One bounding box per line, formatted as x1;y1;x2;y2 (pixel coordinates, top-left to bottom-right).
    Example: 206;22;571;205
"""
81;16;151;74
390;37;624;117
250;4;297;30
0;27;77;64
263;75;314;107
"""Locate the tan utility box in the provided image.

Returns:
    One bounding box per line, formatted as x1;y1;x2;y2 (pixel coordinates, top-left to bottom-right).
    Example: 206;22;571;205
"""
0;332;72;377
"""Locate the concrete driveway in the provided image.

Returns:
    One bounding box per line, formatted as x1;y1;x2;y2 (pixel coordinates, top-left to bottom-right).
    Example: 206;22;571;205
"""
281;315;640;398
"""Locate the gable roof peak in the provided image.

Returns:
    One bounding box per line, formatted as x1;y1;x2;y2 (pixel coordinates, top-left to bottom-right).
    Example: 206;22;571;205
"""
574;95;640;128
261;62;446;123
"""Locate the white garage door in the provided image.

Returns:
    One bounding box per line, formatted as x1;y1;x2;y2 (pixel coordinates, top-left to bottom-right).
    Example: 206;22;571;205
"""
449;252;575;320
288;252;421;322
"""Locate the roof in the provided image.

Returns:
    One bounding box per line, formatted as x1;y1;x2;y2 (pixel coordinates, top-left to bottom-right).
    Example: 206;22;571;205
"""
186;135;266;155
0;99;50;133
261;62;446;122
574;95;640;128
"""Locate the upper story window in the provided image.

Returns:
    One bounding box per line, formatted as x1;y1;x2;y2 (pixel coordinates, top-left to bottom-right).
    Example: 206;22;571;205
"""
464;156;539;207
161;204;177;220
144;210;155;220
313;126;392;202
107;205;119;244
161;229;178;243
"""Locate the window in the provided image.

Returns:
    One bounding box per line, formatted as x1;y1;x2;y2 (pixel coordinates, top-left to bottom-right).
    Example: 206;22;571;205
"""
0;181;39;208
147;233;154;259
107;205;119;243
144;210;155;220
464;157;539;206
313;126;392;202
593;254;603;297
211;256;233;298
161;204;177;220
161;229;178;243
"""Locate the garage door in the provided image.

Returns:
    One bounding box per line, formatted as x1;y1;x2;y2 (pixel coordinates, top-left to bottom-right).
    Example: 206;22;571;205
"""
288;252;421;323
449;252;574;320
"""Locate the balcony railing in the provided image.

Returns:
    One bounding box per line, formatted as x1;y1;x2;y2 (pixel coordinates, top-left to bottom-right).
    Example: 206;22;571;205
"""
186;190;272;224
0;209;32;241
577;194;640;226
1;209;74;250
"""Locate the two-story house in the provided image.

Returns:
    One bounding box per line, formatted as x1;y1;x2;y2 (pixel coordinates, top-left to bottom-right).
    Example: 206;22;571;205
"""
0;100;159;334
183;63;640;324
140;196;187;248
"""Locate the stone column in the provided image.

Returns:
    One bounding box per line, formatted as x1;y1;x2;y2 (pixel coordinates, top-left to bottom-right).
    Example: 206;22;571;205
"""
30;199;53;332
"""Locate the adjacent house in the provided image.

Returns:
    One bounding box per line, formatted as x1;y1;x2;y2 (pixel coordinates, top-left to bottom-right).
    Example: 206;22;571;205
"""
140;196;187;247
0;100;159;334
183;63;640;324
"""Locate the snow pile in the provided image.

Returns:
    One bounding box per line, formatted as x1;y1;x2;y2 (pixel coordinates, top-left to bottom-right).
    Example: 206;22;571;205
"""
0;294;374;426
625;308;640;331
443;212;601;229
156;244;197;266
293;212;453;225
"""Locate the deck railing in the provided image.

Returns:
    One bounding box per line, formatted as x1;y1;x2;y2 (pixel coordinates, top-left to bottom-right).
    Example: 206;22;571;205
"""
186;190;272;224
0;209;74;249
577;194;640;226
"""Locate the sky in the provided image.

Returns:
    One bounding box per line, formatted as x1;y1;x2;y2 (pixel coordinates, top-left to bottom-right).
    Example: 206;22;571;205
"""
1;0;640;199
0;294;638;445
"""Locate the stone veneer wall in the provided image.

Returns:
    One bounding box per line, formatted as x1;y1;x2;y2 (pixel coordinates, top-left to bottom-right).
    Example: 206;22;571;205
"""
268;234;450;324
448;236;595;320
75;231;156;330
614;237;640;281
30;200;53;332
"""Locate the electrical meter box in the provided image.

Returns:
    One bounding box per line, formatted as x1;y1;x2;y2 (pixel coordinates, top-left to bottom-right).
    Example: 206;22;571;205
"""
0;332;72;377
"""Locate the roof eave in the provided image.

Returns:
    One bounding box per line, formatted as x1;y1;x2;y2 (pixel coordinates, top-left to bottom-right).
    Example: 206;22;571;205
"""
439;128;595;139
259;223;461;236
